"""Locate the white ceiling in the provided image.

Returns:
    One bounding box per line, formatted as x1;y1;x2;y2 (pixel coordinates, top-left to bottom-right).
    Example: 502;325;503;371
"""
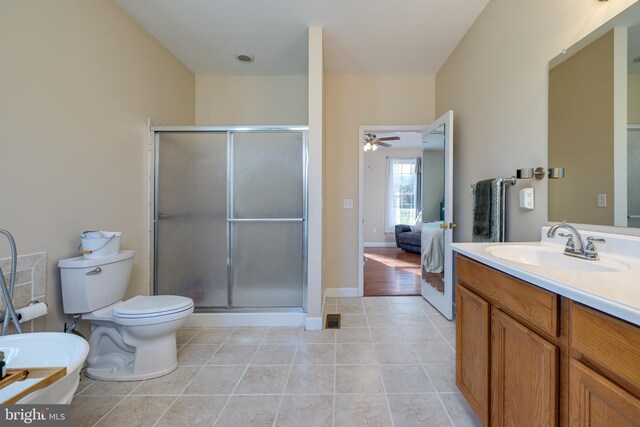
116;0;489;75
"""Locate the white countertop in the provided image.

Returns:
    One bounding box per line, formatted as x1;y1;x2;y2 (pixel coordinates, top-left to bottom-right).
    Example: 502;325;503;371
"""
451;228;640;326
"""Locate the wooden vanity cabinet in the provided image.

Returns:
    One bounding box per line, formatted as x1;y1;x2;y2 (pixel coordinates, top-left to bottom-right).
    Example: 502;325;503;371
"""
456;255;559;426
455;253;640;427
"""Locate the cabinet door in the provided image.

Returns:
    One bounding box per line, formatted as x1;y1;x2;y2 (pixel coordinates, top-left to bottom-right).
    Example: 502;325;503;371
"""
491;308;558;426
456;284;490;425
570;359;640;426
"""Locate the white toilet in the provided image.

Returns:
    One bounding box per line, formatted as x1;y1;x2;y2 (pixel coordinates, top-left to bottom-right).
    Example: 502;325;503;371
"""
58;250;194;381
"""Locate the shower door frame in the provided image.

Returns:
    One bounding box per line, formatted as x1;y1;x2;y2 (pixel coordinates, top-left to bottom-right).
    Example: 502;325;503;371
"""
150;125;309;313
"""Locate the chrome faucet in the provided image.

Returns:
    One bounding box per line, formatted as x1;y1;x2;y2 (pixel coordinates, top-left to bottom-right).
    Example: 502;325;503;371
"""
547;222;605;261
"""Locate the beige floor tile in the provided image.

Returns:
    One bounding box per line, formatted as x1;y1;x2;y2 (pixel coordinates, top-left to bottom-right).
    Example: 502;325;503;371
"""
263;327;303;343
337;298;364;310
215;395;280;427
275;395;333;427
363;304;395;315
184;366;245;394
389;303;425;314
340;314;368;328
387;296;423;304
418;299;441;315
300;329;336;344
75;371;97;395
336;327;372;343
94;395;175;427
335;343;377;365
293;344;335;365
413;341;456;363
439;326;456;344
374;343;420;364
323;303;338;315
324;297;337;304
131;367;200;395
155;395;229;427
178;344;220;365
423;362;457;392
439;393;482;427
225;328;268;344
78;379;141;396
250;344;296;365
370;327;407;343
234;366;290;394
207;344;259;365
404;326;446;343
366;315;400;328
387;394;451;427
429;313;456;328
336;303;365;314
189;328;236;344
335;365;383;393
334;394;392;427
380;365;435;393
285;365;334;394
70;395;123;427
395;314;430;327
176;328;202;345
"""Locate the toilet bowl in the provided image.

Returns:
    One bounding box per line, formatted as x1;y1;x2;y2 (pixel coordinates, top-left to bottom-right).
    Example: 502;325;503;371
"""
58;251;194;381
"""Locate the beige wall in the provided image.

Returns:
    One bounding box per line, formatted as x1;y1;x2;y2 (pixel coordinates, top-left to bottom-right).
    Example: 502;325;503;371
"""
436;0;638;242
0;0;195;331
196;75;308;125
630;75;640;122
549;30;615;226
364;148;422;244
325;75;435;289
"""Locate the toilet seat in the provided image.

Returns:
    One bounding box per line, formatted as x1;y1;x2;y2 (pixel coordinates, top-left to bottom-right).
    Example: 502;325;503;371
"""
114;295;194;319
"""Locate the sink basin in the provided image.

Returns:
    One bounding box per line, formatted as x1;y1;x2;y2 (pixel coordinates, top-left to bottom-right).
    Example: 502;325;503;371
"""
485;245;629;273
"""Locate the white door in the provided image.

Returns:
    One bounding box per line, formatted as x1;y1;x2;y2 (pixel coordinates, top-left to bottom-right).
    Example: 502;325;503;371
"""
420;111;454;319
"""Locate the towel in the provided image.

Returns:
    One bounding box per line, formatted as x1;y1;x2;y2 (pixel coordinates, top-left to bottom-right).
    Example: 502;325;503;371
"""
472;179;504;242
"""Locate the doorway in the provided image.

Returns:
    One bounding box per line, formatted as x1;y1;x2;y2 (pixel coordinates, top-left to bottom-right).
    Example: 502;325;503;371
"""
359;126;426;297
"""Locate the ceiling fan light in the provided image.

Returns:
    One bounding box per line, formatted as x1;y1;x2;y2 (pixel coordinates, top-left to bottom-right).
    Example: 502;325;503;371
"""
371;144;378;151
364;142;372;151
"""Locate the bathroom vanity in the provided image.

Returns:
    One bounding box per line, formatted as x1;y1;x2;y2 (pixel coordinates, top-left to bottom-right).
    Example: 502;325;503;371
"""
452;228;640;426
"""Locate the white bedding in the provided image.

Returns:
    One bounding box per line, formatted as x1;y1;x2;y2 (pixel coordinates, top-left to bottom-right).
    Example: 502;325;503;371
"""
421;221;444;273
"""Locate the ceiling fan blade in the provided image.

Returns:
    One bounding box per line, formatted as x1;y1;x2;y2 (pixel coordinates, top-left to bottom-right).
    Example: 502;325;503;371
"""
375;141;392;148
376;136;400;141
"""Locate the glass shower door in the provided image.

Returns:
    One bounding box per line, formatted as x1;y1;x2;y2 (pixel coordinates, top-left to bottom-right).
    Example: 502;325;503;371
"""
229;132;306;308
155;132;228;308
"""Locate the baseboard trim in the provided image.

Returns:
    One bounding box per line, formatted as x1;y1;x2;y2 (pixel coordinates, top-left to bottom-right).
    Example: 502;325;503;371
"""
364;242;397;248
185;312;306;328
324;288;359;298
305;316;322;331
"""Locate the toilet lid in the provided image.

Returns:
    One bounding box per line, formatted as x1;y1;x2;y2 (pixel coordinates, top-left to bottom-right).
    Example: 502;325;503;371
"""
113;295;194;318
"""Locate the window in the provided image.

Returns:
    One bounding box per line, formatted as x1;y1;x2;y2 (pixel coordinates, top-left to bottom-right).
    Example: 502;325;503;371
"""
385;158;418;233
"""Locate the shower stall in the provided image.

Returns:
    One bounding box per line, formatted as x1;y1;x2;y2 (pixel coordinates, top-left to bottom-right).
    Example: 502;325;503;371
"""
151;126;308;312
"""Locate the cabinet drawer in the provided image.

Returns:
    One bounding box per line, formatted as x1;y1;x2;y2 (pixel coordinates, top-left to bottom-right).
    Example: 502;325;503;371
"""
456;255;559;339
571;302;640;397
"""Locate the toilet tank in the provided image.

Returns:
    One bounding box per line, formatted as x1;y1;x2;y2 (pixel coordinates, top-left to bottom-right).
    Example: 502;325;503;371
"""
58;250;135;314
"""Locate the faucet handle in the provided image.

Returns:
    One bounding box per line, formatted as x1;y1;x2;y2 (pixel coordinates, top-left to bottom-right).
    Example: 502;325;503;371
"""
585;237;605;259
558;232;575;250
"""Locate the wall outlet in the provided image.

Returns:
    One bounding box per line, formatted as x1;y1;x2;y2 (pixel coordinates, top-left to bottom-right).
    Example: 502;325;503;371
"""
598;193;607;208
343;198;353;209
519;188;534;210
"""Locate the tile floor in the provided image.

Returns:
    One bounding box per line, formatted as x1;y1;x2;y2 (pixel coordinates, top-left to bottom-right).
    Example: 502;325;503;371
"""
70;296;480;427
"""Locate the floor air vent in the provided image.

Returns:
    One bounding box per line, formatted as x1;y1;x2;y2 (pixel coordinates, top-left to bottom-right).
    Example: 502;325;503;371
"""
325;313;341;329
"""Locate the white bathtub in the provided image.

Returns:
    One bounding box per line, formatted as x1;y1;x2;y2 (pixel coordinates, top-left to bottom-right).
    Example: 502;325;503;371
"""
0;332;89;404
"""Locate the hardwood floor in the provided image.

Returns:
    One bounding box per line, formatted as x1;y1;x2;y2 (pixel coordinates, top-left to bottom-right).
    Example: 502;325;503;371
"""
364;247;422;296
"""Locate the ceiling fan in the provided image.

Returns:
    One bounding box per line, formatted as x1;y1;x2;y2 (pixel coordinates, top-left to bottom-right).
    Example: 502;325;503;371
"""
363;133;400;151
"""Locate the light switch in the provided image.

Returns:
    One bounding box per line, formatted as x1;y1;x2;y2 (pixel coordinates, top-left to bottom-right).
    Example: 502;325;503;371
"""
598;194;607;208
343;198;353;209
519;188;534;210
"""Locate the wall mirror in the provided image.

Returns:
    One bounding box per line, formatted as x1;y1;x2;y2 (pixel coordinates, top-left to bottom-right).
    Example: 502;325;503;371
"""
548;2;640;228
